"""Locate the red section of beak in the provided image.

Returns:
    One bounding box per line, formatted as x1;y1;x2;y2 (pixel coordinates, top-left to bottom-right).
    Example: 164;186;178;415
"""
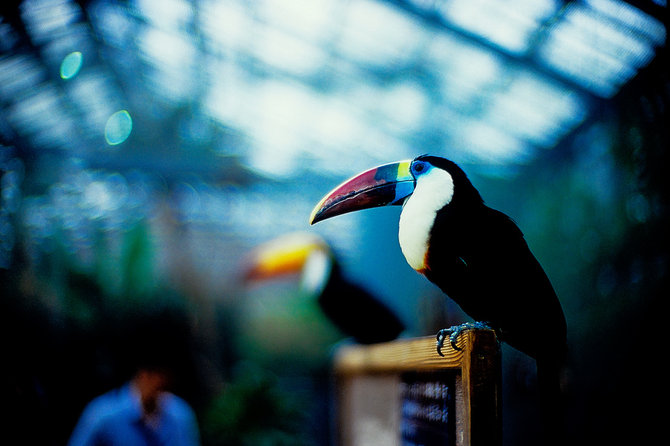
309;160;414;225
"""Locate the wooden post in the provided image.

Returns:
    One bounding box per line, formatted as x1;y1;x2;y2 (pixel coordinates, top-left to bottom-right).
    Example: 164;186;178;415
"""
334;329;501;446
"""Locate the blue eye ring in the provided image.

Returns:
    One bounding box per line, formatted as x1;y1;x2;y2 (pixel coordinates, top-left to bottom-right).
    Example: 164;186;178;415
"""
411;160;428;176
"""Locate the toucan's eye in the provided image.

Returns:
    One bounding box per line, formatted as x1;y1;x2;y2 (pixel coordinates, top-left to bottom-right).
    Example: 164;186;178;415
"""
411;160;428;176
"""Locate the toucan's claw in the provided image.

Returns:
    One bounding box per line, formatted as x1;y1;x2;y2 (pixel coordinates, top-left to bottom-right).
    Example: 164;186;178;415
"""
435;328;457;356
435;321;493;356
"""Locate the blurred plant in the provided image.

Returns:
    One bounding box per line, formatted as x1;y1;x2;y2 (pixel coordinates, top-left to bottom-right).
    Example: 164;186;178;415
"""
0;147;23;269
202;361;311;446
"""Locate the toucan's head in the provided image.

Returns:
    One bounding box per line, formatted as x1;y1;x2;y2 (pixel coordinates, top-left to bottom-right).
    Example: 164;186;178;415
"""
245;231;405;345
243;232;333;296
309;155;481;273
240;232;346;367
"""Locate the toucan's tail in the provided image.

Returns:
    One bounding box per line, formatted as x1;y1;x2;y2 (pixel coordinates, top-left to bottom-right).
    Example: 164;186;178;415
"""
537;358;566;446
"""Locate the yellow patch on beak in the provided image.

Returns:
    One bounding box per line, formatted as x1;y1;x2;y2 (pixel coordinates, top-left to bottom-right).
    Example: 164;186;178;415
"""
245;233;327;281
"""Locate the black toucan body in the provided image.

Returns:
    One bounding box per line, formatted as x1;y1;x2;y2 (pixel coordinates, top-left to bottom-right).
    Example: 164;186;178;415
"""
244;232;404;344
310;155;567;442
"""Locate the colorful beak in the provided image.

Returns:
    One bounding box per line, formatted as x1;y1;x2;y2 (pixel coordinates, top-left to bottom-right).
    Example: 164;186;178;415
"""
309;160;415;225
244;232;328;282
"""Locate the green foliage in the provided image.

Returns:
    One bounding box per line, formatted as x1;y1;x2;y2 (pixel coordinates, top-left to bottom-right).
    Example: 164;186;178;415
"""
236;283;343;372
118;221;158;300
202;362;311;446
91;220;158;302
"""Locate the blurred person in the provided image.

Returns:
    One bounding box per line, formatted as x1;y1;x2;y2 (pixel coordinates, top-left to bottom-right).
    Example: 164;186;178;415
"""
68;307;200;446
67;363;200;446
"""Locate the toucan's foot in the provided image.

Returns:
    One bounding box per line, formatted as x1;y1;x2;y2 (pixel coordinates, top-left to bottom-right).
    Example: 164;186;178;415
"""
435;321;492;356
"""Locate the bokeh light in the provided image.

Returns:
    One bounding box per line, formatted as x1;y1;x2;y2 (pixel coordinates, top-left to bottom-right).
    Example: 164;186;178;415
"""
59;51;83;79
104;110;133;145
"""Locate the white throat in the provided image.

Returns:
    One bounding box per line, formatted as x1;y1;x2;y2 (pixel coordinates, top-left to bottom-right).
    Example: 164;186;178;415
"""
299;248;332;296
398;169;454;271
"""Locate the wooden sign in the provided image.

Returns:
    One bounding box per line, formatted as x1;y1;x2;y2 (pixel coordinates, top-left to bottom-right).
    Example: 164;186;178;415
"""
334;329;501;446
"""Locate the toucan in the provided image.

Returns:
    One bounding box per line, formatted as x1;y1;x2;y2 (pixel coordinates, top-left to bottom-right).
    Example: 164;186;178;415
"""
244;232;405;345
309;155;567;442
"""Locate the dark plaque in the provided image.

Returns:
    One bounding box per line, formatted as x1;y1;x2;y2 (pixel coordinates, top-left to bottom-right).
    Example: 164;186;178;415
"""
400;371;456;446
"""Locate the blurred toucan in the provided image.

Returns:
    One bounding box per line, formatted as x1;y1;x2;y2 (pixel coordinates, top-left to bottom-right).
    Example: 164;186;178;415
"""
244;232;405;345
310;155;567;442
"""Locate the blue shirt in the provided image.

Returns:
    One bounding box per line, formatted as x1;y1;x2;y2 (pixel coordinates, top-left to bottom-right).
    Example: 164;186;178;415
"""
68;383;200;446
